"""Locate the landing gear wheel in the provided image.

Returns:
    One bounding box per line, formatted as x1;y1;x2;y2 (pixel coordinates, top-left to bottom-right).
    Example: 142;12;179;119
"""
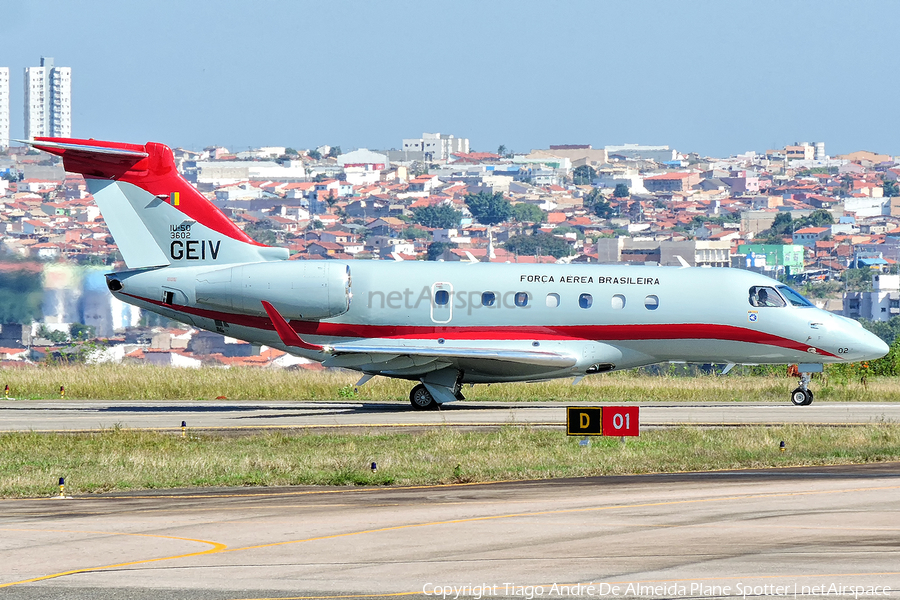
790;387;813;406
409;384;438;410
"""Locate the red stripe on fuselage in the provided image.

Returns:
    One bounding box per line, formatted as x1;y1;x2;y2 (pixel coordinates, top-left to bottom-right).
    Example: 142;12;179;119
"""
128;293;837;358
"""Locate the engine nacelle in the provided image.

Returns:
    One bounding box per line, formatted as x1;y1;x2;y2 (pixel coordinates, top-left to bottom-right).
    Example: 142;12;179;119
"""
195;261;351;320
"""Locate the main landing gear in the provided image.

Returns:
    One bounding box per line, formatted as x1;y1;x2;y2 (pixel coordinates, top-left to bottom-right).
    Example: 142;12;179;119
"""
409;369;466;410
790;372;814;406
409;384;438;410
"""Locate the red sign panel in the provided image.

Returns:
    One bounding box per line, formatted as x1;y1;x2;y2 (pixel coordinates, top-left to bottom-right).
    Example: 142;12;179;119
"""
601;406;640;436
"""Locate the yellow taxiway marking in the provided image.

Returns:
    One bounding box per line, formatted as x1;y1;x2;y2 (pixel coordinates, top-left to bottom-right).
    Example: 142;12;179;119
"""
0;528;227;588
3;483;898;590
221;483;900;554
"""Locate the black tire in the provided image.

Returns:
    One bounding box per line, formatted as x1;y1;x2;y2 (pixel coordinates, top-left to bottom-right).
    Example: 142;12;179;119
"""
790;387;808;406
410;384;438;410
802;389;814;406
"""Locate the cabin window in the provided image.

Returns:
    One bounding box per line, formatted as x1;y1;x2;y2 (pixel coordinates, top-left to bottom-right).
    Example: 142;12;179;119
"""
749;286;785;308
482;292;496;307
434;290;450;306
579;293;593;309
515;292;529;307
546;293;560;308
611;294;626;310
645;295;659;310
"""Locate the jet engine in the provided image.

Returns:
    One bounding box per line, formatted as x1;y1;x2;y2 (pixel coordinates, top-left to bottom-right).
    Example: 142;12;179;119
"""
195;261;351;320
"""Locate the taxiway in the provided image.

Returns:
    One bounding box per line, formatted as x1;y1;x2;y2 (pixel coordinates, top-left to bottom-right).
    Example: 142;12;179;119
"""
0;464;898;599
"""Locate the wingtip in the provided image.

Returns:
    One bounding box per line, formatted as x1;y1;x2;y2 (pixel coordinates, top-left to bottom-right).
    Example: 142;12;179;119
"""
260;300;324;351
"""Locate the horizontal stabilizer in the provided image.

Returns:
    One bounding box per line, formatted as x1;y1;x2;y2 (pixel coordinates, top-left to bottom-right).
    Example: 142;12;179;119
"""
19;138;149;159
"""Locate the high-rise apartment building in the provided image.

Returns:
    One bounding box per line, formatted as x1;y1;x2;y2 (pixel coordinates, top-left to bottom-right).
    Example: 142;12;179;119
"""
24;57;71;139
0;67;9;150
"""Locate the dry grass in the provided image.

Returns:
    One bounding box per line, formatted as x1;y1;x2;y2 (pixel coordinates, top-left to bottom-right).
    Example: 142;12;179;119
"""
0;364;897;402
1;425;898;497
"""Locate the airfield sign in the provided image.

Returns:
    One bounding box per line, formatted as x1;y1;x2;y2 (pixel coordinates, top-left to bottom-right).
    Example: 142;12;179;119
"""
567;406;639;436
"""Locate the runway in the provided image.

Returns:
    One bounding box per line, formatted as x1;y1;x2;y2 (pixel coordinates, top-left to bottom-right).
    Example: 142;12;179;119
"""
0;463;898;599
0;400;898;433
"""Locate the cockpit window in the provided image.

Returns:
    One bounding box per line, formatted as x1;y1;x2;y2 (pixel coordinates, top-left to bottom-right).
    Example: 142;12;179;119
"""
777;285;814;307
749;285;786;308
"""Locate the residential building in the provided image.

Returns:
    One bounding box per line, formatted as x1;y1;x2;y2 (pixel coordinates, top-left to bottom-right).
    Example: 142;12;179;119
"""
785;145;814;161
594;238;731;267
844;274;900;322
401;133;469;161
643;172;700;193
24;57;71;139
531;145;609;167
792;227;830;247
337;148;387;185
737;244;805;273
720;170;759;195
0;67;9;150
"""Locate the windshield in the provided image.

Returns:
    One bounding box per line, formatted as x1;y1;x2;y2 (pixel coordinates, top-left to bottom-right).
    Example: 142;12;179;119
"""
777;285;814;307
749;285;785;308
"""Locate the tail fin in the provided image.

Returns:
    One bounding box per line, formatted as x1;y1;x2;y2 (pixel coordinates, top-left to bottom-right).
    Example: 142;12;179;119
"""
27;138;288;269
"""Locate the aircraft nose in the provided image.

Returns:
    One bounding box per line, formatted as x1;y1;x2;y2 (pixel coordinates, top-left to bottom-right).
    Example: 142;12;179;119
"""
859;330;890;361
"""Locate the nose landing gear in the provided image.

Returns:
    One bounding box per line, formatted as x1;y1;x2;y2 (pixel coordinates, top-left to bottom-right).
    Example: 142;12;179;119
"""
789;369;815;406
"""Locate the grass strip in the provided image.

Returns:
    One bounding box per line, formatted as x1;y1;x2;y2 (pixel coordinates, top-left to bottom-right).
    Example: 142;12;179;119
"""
1;425;898;497
0;364;897;402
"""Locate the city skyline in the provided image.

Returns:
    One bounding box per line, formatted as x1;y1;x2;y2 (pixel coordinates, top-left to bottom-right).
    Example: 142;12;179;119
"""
2;0;899;157
24;57;72;140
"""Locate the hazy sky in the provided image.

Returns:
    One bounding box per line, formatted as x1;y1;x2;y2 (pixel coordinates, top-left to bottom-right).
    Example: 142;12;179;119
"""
3;0;898;157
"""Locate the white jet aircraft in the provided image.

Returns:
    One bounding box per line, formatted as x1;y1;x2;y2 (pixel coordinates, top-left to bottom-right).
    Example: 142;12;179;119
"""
25;138;888;409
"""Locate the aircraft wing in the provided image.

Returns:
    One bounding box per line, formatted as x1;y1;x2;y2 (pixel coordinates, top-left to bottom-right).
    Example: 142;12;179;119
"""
323;344;577;368
260;300;577;370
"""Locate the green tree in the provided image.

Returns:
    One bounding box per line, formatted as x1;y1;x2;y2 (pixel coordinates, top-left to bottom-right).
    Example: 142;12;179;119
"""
843;268;874;293
582;187;613;218
402;226;430;240
511;203;545;223
572;165;596;185
412;205;462;229
882;178;899;197
69;323;96;341
870;337;900;375
38;325;68;344
860;316;900;345
769;212;795;236
328;146;342;158
800;209;834;228
504;233;573;259
243;220;277;245
497;144;507;157
426;241;457;261
284;148;299;156
613;183;630;198
307;149;322;160
464;191;513;226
